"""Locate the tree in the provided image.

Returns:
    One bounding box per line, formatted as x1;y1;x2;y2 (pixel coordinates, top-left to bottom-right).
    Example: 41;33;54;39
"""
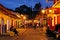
15;2;42;19
15;5;28;14
46;6;48;9
34;2;41;11
15;5;33;19
33;2;42;19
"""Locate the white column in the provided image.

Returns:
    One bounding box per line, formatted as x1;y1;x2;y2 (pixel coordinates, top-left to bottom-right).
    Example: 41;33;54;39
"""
54;16;57;25
52;17;54;26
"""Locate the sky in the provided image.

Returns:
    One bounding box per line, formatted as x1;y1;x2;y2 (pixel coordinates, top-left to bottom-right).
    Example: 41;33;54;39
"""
0;0;54;10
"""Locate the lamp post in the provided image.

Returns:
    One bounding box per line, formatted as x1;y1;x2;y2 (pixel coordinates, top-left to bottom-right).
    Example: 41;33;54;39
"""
41;9;48;33
42;9;48;26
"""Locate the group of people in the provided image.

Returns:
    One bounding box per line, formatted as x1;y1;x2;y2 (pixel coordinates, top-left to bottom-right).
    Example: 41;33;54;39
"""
10;26;19;36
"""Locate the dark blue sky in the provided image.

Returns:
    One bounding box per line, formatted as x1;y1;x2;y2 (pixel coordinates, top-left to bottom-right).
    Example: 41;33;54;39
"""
0;0;53;10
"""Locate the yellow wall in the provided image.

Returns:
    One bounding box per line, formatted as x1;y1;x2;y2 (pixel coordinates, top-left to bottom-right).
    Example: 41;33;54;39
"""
0;11;21;31
48;14;57;26
0;12;11;24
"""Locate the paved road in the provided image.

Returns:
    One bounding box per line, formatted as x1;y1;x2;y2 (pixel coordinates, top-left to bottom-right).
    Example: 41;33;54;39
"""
19;28;47;40
19;28;57;40
0;28;57;40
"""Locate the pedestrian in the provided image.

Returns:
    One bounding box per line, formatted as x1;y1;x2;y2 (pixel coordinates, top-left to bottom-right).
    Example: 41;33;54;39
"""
36;23;39;28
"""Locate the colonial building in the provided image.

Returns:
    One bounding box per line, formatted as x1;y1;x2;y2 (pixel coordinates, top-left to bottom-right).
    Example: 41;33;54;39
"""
47;0;60;30
0;4;20;35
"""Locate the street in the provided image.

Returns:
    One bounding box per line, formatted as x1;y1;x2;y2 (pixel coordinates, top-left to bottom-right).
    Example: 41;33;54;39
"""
0;0;60;40
0;28;57;40
19;28;48;40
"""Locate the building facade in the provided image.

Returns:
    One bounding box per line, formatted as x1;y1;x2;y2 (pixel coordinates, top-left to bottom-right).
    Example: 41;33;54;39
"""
0;4;20;35
47;0;60;30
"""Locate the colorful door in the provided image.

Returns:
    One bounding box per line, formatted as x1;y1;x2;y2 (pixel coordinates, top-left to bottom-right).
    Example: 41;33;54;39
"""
48;17;52;27
47;17;53;30
57;15;60;24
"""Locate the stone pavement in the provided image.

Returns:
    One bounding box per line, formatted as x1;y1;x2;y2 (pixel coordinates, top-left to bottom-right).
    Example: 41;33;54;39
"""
19;28;48;40
0;28;57;40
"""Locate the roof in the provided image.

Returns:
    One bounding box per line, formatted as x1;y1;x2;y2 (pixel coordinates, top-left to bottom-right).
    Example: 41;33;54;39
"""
52;0;60;8
0;4;20;19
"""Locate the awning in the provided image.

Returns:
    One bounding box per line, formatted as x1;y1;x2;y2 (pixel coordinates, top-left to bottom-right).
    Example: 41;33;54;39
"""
47;7;60;14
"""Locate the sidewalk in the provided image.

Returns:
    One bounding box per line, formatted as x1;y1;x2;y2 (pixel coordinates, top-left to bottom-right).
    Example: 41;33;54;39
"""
0;28;27;40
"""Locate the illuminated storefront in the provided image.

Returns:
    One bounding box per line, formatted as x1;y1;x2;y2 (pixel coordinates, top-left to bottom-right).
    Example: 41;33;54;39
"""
47;0;60;30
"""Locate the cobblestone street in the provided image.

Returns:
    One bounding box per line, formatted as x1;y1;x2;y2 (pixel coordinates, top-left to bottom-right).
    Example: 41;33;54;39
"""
0;28;57;40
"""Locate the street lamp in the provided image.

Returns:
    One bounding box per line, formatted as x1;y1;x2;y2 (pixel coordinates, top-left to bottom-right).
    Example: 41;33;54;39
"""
49;10;52;13
41;9;48;27
49;9;54;13
23;16;26;19
41;9;45;14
